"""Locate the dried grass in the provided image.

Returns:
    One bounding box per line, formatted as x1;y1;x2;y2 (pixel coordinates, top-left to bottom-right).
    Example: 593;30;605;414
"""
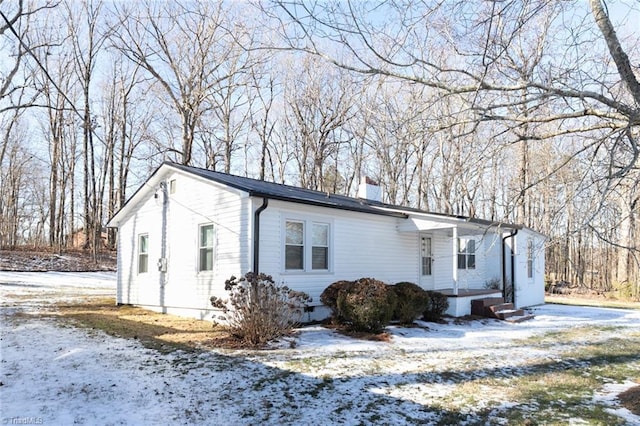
52;297;234;352
618;384;640;415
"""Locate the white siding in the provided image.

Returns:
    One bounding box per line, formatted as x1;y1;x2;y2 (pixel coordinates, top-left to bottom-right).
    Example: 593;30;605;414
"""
114;166;545;321
116;170;249;319
513;229;545;308
432;235;453;290
482;233;503;284
431;232;502;291
257;199;418;312
116;192;163;307
455;233;500;290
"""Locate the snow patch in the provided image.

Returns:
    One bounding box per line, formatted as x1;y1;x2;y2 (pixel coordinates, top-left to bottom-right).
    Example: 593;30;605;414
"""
2;272;640;425
593;381;640;424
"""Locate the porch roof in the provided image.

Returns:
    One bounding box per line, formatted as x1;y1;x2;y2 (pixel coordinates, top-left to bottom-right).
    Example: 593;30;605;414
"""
394;212;521;236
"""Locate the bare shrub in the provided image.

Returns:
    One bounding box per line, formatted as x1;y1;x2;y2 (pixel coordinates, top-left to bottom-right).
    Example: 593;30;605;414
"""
484;277;501;290
210;272;311;346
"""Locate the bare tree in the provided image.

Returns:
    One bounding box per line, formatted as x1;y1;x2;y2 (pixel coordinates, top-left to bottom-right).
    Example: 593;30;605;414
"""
281;56;356;191
272;0;638;185
109;1;249;166
0;0;58;248
99;58;151;247
271;0;640;292
248;62;279;181
64;0;109;259
0;124;35;247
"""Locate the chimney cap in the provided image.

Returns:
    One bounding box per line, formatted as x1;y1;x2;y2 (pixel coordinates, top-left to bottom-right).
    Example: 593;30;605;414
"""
365;176;379;185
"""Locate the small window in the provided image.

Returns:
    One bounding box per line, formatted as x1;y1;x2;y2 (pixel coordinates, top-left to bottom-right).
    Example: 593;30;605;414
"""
421;236;432;276
527;239;534;279
169;179;176;194
138;234;149;274
457;238;476;270
311;223;329;270
199;224;215;271
285;221;304;270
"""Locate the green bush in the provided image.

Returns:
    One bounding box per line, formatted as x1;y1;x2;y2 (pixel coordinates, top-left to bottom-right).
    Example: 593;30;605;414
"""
392;282;431;325
320;280;355;321
423;291;449;322
336;277;397;333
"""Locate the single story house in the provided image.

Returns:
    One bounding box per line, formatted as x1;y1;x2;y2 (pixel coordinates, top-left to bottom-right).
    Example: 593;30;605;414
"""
107;162;546;321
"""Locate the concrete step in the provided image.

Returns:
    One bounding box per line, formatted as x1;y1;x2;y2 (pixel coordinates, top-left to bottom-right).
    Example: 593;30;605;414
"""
504;314;535;323
494;308;526;320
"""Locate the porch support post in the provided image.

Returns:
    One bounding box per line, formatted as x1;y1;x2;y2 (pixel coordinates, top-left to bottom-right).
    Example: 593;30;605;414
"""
452;226;458;295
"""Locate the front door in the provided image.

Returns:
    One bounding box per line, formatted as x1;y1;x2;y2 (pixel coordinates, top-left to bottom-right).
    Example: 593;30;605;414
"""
419;234;434;289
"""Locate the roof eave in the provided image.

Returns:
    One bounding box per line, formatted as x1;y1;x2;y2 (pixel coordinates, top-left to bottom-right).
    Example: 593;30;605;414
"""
106;163;170;228
247;191;408;218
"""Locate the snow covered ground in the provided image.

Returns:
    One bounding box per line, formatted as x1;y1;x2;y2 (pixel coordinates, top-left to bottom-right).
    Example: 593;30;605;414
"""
1;272;639;425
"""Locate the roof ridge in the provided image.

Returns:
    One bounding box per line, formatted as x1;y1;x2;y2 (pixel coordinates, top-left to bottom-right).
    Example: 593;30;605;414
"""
163;162;521;229
166;161;352;198
163;162;406;218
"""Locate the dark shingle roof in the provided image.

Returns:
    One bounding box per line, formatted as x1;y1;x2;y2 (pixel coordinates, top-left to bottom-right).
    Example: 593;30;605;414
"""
166;162;520;230
110;161;521;230
167;162;407;218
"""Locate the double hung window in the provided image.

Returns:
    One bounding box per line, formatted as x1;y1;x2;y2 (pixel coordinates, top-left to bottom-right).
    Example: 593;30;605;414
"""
285;221;304;270
457;238;476;270
138;234;149;274
199;224;215;271
285;219;331;272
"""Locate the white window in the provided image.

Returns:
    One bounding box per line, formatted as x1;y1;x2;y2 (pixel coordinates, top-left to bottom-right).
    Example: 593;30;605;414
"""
169;179;176;194
199;224;215;271
421;236;432;276
527;239;534;279
284;219;331;272
457;238;476;270
285;221;304;270
138;234;149;274
312;223;329;270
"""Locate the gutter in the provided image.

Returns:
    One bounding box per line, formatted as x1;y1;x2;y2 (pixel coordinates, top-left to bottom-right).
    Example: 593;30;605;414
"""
247;190;407;219
502;228;518;303
253;197;269;273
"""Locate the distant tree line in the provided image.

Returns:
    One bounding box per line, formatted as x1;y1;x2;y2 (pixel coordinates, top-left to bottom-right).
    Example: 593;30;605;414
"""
0;0;637;298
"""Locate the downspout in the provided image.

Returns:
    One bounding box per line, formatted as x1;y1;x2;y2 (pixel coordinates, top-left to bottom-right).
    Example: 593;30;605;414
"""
502;228;518;303
253;197;269;273
159;181;169;313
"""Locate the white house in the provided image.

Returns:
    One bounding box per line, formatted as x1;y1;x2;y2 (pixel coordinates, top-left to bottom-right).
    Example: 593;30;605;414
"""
107;162;546;321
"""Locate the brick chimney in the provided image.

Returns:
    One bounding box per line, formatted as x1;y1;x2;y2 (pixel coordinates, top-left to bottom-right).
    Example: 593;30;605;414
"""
357;176;382;202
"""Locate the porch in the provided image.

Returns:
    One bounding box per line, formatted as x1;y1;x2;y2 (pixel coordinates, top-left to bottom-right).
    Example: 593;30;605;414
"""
435;288;503;317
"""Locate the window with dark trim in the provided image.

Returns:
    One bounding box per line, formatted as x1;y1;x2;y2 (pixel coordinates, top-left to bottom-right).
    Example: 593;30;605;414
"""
457;238;476;270
199;224;215;271
138;234;149;274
